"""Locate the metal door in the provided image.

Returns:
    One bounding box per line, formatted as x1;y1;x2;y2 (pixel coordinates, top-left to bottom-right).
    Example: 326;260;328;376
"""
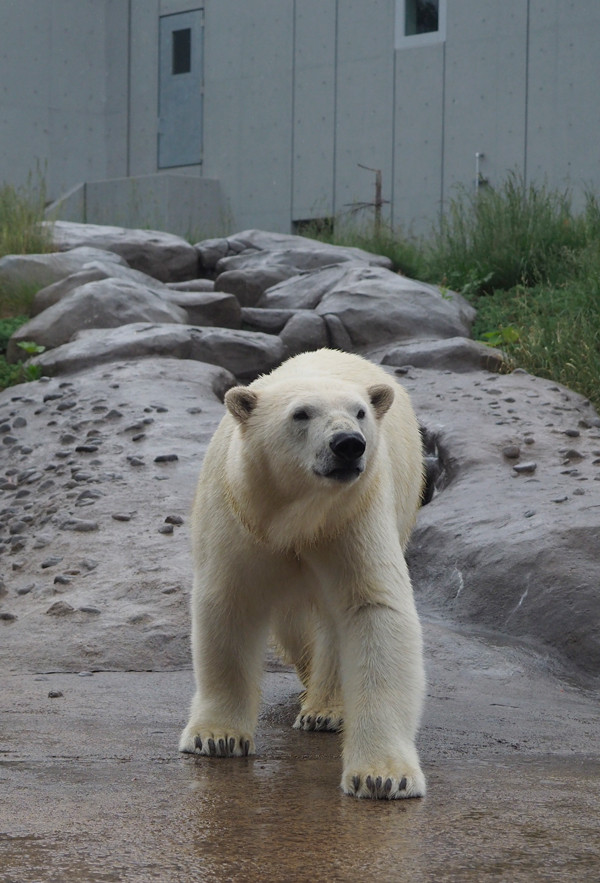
158;9;203;168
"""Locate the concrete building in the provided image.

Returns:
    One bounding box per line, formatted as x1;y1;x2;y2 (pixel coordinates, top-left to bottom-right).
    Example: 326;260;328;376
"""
1;0;599;238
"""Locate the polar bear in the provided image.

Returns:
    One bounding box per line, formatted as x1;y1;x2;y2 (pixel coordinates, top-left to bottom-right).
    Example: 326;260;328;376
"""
179;349;426;799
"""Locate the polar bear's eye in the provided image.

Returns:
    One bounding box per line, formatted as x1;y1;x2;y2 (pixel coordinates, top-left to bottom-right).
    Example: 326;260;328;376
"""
292;409;310;421
357;408;366;420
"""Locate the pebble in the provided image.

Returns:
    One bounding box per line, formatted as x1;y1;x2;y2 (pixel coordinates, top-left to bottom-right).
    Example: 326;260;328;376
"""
112;513;132;522
573;488;585;496
75;444;99;453
552;495;569;504
513;462;537;474
165;514;184;525
79;606;101;615
564;428;580;438
106;409;123;419
60;518;99;532
53;575;71;585
128;457;145;467
45;601;75;616
0;612;17;622
524;510;536;518
502;445;520;459
158;523;174;535
17;584;35;595
41;556;63;569
80;559;99;571
48;690;64;698
154;454;179;463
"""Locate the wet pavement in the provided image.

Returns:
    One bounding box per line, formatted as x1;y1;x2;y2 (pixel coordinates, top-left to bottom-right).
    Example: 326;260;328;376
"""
1;620;599;882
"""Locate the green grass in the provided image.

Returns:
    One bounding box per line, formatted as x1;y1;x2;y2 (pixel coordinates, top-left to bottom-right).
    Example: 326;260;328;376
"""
301;173;600;411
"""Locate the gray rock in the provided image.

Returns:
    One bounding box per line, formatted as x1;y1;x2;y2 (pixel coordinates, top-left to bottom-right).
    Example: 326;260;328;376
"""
195;237;230;271
402;367;600;683
32;260;172;316
29;323;284;381
381;337;505;373
241;307;295;334
0;247;127;292
166;279;215;293
279;312;329;357
46;221;199;282
160;290;241;328
227;229;393;269
7;280;188;361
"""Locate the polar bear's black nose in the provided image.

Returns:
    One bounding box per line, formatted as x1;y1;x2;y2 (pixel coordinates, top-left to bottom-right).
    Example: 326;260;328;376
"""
330;432;366;462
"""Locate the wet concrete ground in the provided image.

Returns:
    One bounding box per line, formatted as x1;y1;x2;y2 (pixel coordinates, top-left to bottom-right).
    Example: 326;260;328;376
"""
1;620;599;882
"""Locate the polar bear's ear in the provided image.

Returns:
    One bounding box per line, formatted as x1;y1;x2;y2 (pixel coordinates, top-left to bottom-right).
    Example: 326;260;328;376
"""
368;383;395;418
225;386;259;424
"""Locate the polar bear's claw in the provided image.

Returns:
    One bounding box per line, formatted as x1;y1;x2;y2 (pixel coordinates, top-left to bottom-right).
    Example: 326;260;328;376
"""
294;708;343;732
180;728;255;757
343;769;424;799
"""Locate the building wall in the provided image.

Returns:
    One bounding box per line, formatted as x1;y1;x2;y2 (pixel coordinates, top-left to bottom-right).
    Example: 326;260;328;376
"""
0;0;129;201
1;0;600;236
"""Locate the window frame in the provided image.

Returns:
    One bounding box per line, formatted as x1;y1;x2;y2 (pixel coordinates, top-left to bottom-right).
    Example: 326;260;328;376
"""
395;0;447;49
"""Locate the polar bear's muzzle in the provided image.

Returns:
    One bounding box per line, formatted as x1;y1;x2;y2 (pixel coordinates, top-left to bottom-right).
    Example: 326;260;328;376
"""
319;431;366;482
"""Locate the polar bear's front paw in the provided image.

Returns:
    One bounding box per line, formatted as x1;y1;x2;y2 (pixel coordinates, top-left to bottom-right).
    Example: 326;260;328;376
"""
293;706;343;732
179;725;255;757
341;764;426;800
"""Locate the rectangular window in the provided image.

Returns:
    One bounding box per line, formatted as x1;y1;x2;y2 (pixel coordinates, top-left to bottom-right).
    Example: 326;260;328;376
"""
395;0;446;48
405;0;438;36
172;28;191;75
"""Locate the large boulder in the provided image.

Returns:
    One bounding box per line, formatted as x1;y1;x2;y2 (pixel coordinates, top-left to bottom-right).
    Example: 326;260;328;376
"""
381;336;505;373
0;247;127;292
401;365;600;683
28;323;285;381
31;261;171;316
7;280;188;361
160;290;242;328
0;359;235;672
46;221;199;282
261;265;475;350
195;228;392;272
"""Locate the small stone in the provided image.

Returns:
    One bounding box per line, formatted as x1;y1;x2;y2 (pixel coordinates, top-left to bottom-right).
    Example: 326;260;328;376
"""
552;495;568;504
17;584;35;595
75;444;99;453
79;606;101;615
48;690;64;698
56;400;77;411
60;518;99;532
132;433;146;442
46;600;75;616
513;462;537;475
165;514;184;525
564;428;580;438
572;488;585;496
106;409;123;419
13;416;27;428
78;671;94;677
112;513;132;522
128;457;145;467
154;454;179;463
524;510;536;518
502;445;521;459
0;612;17;622
33;535;52;549
53;575;71;585
158;523;174;535
41;556;63;569
80;559;99;571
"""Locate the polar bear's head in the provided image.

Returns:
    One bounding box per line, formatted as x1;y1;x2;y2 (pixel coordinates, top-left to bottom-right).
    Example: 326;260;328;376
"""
225;379;394;488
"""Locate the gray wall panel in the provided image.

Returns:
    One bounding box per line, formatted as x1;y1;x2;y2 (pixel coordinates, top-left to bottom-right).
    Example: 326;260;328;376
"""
333;0;395;227
527;0;600;207
393;44;444;236
291;0;336;223
443;1;528;201
203;0;294;231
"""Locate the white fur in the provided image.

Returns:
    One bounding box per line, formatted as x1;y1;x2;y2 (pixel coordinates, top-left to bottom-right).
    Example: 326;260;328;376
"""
179;349;426;799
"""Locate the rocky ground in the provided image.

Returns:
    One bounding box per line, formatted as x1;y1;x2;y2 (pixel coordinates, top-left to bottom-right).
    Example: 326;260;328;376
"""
1;223;599;880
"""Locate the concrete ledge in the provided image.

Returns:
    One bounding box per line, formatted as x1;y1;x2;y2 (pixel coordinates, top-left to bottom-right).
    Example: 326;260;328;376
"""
46;173;226;240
